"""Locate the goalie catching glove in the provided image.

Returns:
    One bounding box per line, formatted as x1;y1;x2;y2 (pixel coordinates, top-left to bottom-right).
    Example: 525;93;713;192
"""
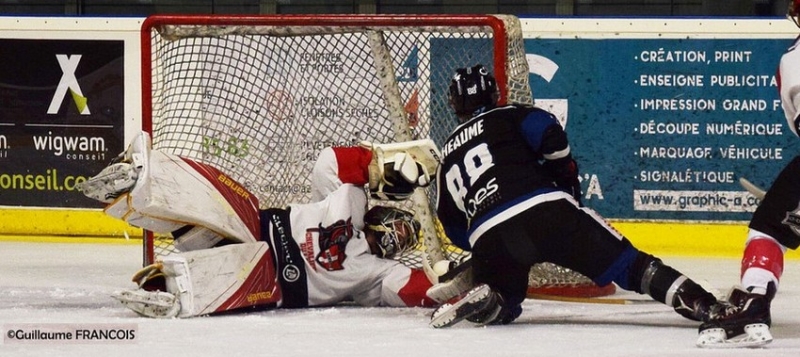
360;139;441;201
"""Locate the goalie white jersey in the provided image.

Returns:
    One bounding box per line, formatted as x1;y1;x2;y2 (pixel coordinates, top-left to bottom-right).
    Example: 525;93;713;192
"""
269;146;435;308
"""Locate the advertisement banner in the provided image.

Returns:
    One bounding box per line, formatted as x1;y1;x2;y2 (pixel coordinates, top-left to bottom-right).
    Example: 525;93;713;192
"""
526;35;800;221
0;39;124;208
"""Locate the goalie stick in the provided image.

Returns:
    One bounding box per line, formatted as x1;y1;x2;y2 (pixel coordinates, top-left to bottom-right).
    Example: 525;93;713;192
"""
438;257;472;283
367;31;448;284
739;177;766;200
526;293;659;305
433;259;638;305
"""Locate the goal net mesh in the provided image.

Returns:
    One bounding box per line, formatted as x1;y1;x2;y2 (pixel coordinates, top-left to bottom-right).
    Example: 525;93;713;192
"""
142;14;613;297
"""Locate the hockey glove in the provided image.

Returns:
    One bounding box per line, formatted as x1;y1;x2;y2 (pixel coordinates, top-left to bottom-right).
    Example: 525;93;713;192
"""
543;157;582;205
360;139;441;201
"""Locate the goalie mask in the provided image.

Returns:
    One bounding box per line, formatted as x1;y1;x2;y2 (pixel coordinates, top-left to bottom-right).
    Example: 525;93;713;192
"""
791;0;800;28
364;206;420;258
449;64;498;121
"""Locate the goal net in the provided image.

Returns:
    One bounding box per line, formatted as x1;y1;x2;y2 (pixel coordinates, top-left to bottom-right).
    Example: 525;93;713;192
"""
141;14;614;298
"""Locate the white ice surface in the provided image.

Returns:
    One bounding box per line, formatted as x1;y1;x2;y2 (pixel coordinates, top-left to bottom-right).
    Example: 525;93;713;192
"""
1;241;799;357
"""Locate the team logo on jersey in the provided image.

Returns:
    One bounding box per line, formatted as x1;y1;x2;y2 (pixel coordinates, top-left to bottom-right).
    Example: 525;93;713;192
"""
308;218;354;271
283;264;301;282
782;205;800;237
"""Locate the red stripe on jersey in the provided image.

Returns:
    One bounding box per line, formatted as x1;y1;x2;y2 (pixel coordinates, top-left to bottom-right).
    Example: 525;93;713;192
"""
331;147;372;185
398;269;436;307
741;237;784;280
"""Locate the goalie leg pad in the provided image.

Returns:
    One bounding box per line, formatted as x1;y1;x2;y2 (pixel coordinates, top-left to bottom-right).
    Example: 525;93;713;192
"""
114;242;282;318
426;260;474;303
177;242;281;317
98;131;261;244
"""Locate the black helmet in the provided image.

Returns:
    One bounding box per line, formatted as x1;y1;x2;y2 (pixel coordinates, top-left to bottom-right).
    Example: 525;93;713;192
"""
364;205;420;258
448;64;498;119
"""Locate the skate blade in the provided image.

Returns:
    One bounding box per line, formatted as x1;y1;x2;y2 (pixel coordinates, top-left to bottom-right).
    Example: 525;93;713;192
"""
429;284;492;329
696;324;772;348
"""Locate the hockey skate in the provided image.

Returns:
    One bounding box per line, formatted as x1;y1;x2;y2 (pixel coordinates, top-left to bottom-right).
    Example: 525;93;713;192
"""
671;281;718;322
111;289;181;318
79;131;149;203
696;283;775;348
429;284;500;328
79;162;139;203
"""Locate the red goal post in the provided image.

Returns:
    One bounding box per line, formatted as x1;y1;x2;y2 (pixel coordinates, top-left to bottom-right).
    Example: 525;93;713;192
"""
139;14;614;299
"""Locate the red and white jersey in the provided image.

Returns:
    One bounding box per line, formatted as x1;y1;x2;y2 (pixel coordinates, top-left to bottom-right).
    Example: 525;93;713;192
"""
281;146;435;308
779;35;800;137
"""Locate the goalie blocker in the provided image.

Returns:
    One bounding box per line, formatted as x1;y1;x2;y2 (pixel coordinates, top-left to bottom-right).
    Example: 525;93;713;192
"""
80;131;440;317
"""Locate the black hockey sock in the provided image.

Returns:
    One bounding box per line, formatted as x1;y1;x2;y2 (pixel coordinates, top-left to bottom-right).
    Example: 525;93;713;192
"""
630;253;716;321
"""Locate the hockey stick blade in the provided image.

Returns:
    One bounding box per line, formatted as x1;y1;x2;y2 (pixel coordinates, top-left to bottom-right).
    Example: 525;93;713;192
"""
527;293;659;305
738;177;766;200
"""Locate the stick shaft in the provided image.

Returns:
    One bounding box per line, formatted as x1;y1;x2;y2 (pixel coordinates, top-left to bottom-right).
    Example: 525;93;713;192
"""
739;177;766;200
527;293;658;305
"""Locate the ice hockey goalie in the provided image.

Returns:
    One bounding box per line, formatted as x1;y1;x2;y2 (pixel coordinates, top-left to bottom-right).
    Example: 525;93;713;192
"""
79;131;443;318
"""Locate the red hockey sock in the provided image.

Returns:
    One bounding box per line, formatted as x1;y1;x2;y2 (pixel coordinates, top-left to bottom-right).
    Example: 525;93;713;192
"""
740;237;784;282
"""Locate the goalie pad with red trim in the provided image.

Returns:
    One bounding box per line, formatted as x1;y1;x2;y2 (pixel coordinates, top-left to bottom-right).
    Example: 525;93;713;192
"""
112;242;281;318
80;131;260;250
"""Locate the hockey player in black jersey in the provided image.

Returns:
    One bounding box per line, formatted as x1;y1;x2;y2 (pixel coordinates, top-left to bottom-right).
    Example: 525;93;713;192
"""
430;64;728;330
